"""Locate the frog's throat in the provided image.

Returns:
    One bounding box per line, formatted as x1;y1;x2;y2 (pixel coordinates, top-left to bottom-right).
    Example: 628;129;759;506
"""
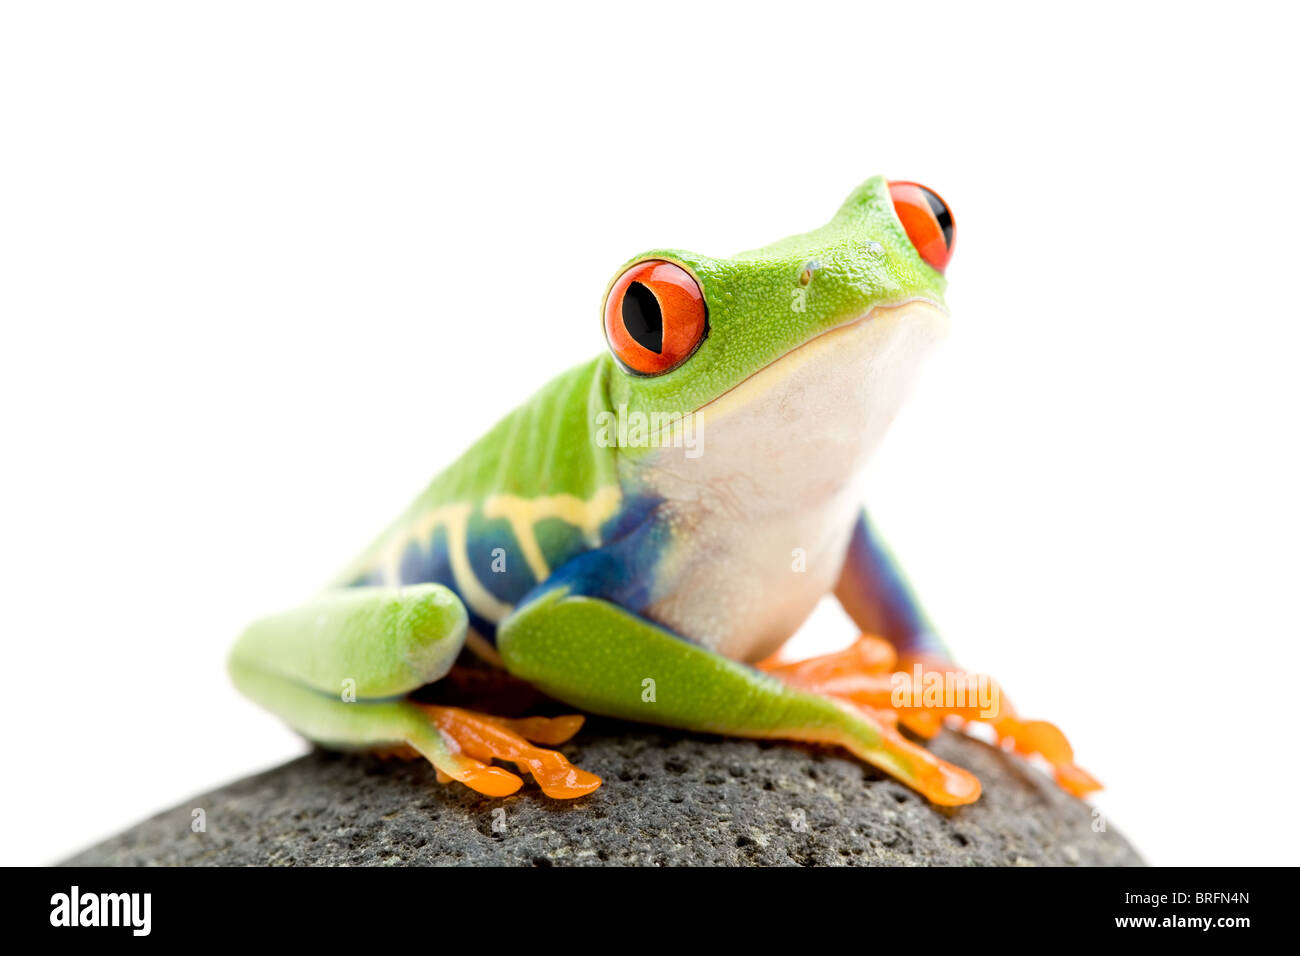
626;296;950;662
691;297;950;422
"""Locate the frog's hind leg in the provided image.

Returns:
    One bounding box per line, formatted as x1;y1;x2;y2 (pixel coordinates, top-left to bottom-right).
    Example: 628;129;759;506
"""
228;585;599;799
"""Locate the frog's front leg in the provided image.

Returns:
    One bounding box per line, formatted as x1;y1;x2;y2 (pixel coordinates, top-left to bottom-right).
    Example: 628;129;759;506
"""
796;510;1102;797
497;587;981;806
228;585;600;798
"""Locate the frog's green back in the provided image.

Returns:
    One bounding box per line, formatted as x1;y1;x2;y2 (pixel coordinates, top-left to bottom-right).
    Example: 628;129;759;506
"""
411;355;620;508
330;356;624;628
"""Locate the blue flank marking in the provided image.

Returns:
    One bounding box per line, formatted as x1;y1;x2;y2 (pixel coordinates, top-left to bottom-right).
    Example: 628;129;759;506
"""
514;493;667;619
465;516;535;607
345;493;668;646
397;527;449;588
345;525;505;640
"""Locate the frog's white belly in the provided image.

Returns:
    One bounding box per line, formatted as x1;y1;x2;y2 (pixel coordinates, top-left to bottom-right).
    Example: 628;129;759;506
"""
633;299;949;662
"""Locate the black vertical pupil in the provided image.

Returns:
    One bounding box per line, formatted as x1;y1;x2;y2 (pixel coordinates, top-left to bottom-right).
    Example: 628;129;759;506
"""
919;187;954;249
621;281;663;354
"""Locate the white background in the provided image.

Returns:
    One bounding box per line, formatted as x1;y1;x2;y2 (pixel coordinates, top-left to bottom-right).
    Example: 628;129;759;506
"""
2;2;1297;867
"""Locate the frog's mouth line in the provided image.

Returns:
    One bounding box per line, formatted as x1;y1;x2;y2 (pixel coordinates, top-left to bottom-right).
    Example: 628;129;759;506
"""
690;296;950;420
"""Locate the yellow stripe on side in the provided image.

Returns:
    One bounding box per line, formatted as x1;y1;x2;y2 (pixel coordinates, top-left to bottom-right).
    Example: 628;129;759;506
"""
377;503;512;624
372;486;622;625
482;486;622;581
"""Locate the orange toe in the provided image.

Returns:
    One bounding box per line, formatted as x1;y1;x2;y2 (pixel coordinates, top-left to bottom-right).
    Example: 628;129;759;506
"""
759;634;898;681
419;705;601;799
455;762;525;798
501;714;586;746
1054;762;1103;797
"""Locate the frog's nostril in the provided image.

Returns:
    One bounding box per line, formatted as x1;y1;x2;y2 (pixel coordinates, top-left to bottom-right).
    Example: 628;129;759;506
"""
888;181;955;273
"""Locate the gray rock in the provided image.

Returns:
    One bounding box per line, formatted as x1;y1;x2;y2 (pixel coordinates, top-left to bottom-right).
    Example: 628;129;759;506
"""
63;721;1141;866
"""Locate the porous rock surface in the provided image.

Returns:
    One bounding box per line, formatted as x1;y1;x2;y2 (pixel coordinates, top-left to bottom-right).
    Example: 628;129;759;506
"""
63;721;1141;866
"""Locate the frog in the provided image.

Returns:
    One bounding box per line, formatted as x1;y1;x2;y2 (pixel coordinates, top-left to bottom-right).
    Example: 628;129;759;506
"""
229;176;1099;805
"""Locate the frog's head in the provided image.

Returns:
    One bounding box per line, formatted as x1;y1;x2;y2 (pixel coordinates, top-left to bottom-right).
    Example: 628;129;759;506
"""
600;175;954;464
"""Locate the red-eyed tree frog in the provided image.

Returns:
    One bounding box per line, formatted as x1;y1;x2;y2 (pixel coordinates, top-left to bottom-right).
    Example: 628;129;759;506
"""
230;177;1099;805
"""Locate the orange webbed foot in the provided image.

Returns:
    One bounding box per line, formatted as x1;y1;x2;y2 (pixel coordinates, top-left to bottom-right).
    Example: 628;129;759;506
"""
762;636;1101;800
416;705;602;799
897;656;1103;797
759;637;958;738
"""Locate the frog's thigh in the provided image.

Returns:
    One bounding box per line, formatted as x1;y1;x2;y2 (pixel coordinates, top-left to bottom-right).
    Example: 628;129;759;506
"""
496;589;981;806
228;585;599;798
228;585;500;792
229;584;468;699
227;584;467;756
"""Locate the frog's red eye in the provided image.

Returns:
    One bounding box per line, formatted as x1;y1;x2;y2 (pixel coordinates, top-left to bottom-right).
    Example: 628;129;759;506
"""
603;260;708;376
888;181;955;273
